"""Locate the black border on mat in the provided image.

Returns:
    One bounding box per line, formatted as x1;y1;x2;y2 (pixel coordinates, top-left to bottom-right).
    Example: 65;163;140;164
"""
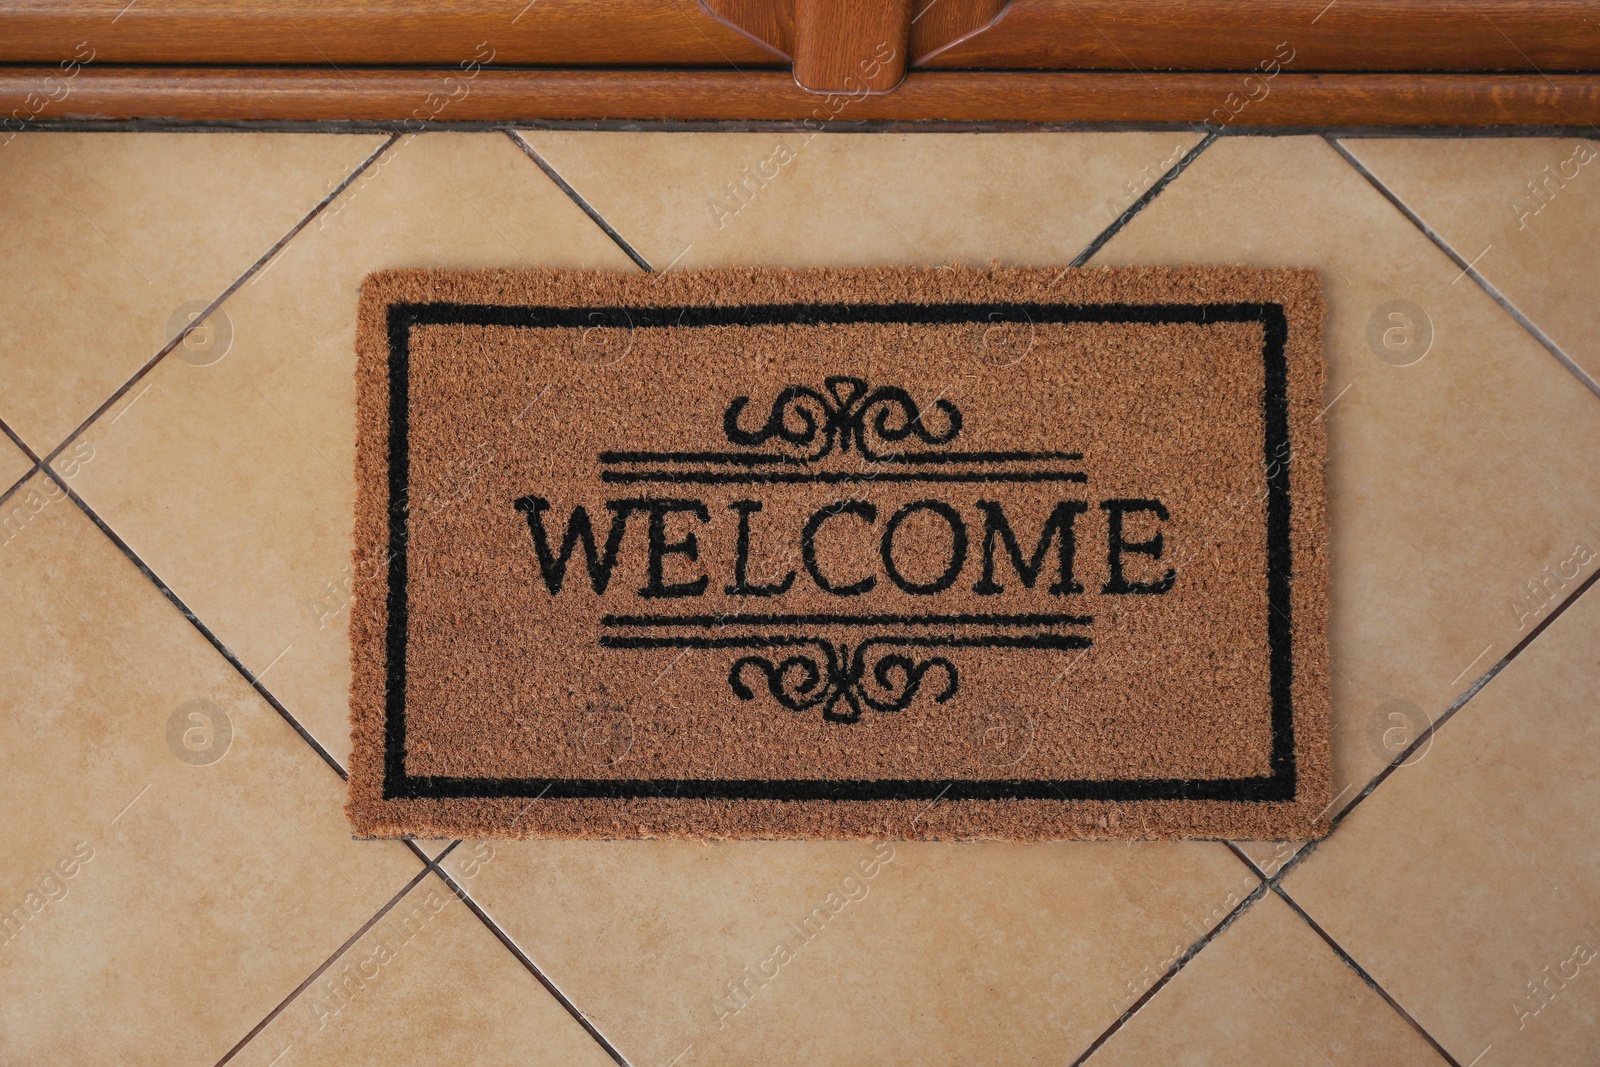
380;300;1296;804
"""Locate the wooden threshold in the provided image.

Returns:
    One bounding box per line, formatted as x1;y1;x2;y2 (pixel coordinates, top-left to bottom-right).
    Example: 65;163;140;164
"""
3;68;1600;127
2;0;1592;73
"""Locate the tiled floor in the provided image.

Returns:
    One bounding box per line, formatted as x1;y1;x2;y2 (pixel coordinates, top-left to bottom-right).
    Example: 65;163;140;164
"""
2;128;1596;1066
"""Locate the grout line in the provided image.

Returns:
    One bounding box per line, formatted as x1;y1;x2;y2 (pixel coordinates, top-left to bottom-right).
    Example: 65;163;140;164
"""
0;465;41;510
1326;135;1600;400
1448;642;1495;687
1271;885;1464;1066
107;382;154;423
1234;558;1600;895
40;465;350;781
1227;841;1462;1064
505;130;655;272
1067;130;1217;269
0;412;44;509
401;837;461;867
1331;562;1600;832
427;861;633;1066
38;134;401;470
1070;877;1272;1066
1225;840;1269;879
1254;842;1317;902
0;411;43;464
213;864;433;1067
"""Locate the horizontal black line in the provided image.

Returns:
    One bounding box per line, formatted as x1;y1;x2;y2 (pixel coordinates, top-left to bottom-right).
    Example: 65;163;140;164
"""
598;633;1091;651
870;451;1086;464
390;774;1291;803
601;613;1094;628
395;300;1280;331
599;470;1087;485
597;450;1085;466
601;451;804;466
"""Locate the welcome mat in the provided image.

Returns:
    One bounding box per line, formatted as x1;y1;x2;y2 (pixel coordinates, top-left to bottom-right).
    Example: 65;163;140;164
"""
347;266;1329;841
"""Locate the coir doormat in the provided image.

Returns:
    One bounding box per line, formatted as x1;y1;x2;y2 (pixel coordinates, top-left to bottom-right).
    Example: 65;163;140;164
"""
347;266;1328;841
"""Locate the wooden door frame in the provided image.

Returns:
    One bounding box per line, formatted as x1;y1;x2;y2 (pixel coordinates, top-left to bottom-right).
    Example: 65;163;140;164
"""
2;0;1597;127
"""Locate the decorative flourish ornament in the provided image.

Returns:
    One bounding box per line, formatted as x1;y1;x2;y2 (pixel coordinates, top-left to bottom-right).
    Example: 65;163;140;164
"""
728;637;958;723
723;375;963;461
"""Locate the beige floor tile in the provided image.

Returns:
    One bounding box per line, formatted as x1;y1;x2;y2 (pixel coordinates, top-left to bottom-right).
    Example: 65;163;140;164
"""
1338;136;1600;386
519;129;1202;269
1093;136;1600;845
440;837;1259;1066
0;472;420;1067
0;972;126;1062
0;132;387;453
1090;890;1443;1065
1284;581;1600;1066
229;875;616;1067
0;427;35;493
66;132;638;768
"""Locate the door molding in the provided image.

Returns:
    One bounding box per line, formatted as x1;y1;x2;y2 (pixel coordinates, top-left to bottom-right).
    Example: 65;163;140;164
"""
2;0;1596;126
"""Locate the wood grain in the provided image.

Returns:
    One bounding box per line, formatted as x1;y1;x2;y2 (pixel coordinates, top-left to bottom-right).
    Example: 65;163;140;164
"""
699;0;796;60
0;0;781;67
4;67;1598;126
700;0;1003;82
792;0;911;91
6;0;1591;72
910;0;1012;66
918;0;1600;71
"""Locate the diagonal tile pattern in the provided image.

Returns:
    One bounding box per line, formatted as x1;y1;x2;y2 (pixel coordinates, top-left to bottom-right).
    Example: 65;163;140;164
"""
517;129;1204;269
442;837;1259;1066
0;472;420;1066
2;126;1597;1065
1284;579;1600;1067
0;132;389;453
225;874;619;1067
65;132;639;771
1086;889;1446;1065
1337;136;1600;389
1091;135;1600;865
0;425;35;497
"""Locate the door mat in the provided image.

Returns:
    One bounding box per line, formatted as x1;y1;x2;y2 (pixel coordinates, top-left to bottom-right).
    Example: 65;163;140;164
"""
347;265;1329;841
